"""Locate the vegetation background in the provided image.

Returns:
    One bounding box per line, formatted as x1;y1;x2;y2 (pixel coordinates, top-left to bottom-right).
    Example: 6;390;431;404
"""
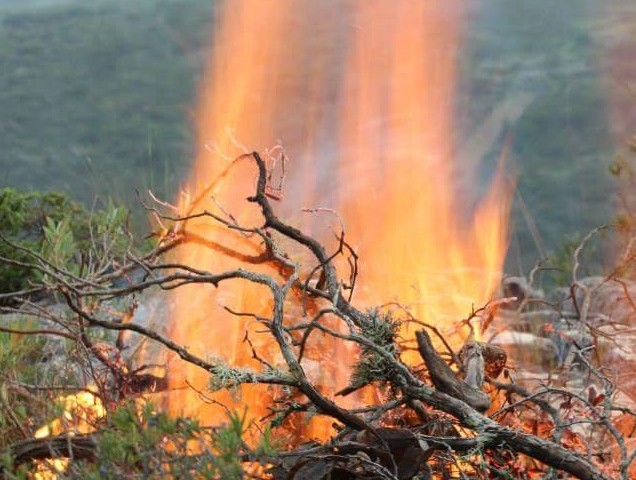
0;0;634;274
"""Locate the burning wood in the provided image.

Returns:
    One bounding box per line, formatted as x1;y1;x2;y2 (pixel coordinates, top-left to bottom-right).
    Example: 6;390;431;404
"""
0;150;623;479
0;3;630;477
34;387;106;439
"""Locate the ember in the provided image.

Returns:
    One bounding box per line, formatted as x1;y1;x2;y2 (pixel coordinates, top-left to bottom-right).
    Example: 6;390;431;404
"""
34;387;106;439
31;387;105;479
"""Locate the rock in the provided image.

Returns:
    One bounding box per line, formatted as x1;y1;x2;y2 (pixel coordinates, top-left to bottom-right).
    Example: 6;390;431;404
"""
499;276;545;310
495;276;636;394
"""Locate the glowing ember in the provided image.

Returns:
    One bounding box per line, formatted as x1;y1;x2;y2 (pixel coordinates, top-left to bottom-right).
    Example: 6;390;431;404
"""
167;0;511;436
34;387;106;439
32;459;69;480
33;387;106;479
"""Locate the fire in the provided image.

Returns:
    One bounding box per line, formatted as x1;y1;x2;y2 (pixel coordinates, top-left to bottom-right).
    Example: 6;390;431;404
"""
336;3;511;350
34;387;106;439
32;387;106;480
167;0;511;436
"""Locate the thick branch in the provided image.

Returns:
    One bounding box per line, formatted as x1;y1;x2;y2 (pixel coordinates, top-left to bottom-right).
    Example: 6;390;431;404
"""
6;433;99;468
412;330;609;480
415;330;490;412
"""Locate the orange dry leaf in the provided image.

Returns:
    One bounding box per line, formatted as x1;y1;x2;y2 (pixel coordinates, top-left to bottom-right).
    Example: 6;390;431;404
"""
561;429;586;453
614;413;636;438
520;417;554;439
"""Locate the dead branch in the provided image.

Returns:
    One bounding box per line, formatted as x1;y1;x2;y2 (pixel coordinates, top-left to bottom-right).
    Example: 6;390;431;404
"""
415;330;490;412
0;151;627;480
5;433;99;469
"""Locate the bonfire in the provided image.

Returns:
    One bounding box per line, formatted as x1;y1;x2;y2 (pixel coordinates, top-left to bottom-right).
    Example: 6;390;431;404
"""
1;2;636;480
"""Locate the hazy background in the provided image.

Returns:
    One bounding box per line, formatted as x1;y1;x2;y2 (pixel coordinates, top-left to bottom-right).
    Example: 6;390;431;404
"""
0;0;634;273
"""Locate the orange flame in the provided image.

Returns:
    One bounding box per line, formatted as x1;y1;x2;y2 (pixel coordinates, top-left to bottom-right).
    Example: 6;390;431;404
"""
33;387;106;479
167;0;511;437
34;387;106;439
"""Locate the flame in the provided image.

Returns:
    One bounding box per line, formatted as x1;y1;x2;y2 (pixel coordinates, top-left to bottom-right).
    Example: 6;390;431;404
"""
32;387;106;479
31;459;69;480
336;3;512;351
34;387;106;439
168;0;511;437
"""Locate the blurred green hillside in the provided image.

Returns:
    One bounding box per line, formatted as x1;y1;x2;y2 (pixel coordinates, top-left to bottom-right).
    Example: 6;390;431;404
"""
0;0;632;274
0;0;213;209
460;0;628;274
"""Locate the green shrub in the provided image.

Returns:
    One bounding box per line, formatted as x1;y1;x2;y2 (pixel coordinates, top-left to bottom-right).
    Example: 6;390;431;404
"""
0;324;49;448
68;404;273;479
0;188;133;296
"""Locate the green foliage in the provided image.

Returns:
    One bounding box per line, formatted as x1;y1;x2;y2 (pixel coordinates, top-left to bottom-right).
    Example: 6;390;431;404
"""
0;187;137;296
543;233;598;287
0;322;49;448
460;0;617;273
2;399;274;478
0;188;84;293
508;79;614;273
349;310;401;391
208;410;247;480
254;423;278;458
56;403;273;479
41;216;77;270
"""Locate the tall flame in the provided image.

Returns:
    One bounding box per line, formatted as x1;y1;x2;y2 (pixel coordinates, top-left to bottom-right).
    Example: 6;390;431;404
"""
167;0;511;435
